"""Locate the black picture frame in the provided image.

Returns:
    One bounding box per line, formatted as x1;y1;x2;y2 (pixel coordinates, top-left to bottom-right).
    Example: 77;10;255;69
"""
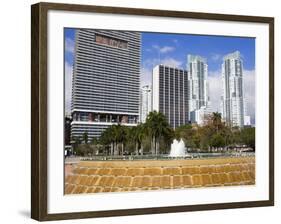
31;2;274;221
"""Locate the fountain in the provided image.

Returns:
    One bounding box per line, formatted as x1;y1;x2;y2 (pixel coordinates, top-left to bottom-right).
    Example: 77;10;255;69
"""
169;139;187;157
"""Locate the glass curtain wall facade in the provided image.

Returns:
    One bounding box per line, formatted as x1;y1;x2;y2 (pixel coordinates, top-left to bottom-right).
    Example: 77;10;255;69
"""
152;65;189;129
71;29;141;139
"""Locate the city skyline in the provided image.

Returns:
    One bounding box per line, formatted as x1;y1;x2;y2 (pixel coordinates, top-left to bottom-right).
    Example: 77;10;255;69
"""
65;29;255;124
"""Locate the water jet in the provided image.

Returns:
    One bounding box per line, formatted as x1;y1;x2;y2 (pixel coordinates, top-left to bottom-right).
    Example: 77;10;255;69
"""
169;139;187;157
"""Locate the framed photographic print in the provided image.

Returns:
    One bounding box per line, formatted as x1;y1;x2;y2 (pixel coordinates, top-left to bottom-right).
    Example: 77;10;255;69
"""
31;2;274;221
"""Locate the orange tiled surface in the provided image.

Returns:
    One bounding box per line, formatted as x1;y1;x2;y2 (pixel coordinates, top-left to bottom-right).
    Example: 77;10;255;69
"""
65;156;255;194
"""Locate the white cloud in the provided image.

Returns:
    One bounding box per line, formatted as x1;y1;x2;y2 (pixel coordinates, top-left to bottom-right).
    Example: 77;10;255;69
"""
142;58;159;69
152;45;175;54
141;67;152;86
161;57;183;68
243;70;255;122
143;56;183;69
141;57;184;87
65;37;75;54
65;62;73;114
208;71;222;112
159;46;175;53
210;53;222;62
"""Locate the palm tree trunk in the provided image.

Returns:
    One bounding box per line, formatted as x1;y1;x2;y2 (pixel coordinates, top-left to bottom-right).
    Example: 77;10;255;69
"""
155;139;159;155
110;142;113;155
135;142;139;155
153;137;156;155
151;138;154;154
154;137;157;155
140;144;143;156
114;142;118;155
157;140;160;155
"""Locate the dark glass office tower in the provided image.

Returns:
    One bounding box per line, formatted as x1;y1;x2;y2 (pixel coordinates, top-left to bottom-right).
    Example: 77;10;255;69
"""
152;65;189;129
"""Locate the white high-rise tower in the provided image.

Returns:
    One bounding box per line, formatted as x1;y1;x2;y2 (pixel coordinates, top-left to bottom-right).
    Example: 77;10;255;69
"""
221;51;244;127
140;85;152;123
187;55;210;125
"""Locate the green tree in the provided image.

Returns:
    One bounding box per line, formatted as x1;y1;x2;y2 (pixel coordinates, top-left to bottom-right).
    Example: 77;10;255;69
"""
100;126;114;155
240;127;255;150
212;112;223;133
82;131;88;144
129;124;146;155
210;133;225;148
145;111;171;155
175;124;192;140
76;143;94;156
102;124;127;156
117;125;127;155
71;136;81;154
91;136;98;145
137;124;147;155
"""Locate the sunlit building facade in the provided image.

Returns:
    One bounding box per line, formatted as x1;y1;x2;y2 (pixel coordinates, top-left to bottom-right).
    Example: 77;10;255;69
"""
187;54;211;124
152;65;189;129
221;51;245;127
140;85;152;123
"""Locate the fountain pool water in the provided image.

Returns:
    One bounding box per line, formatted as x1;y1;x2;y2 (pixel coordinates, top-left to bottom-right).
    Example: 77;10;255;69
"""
169;139;187;157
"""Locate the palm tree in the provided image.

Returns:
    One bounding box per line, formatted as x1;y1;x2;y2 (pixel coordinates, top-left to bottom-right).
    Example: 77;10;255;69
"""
129;126;139;155
128;124;146;155
108;124;127;156
163;126;174;153
82;131;88;144
117;125;127;155
71;135;81;154
212;112;222;133
145;111;170;155
111;125;120;155
100;127;113;155
137;124;146;155
100;125;124;156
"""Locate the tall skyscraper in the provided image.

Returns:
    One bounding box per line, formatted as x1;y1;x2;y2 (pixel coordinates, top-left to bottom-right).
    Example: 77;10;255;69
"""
71;29;141;139
187;54;210;124
221;51;244;127
140;85;152;123
152;65;189;129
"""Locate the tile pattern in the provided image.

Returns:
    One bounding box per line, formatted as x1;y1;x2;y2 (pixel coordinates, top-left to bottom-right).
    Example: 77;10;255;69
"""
65;157;255;194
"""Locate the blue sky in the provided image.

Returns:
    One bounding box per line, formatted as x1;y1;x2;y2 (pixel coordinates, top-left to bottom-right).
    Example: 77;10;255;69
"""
65;29;255;124
65;28;75;65
142;32;255;72
65;29;255;72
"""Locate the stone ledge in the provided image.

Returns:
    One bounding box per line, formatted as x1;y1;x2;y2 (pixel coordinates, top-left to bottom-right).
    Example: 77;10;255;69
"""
65;156;255;194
